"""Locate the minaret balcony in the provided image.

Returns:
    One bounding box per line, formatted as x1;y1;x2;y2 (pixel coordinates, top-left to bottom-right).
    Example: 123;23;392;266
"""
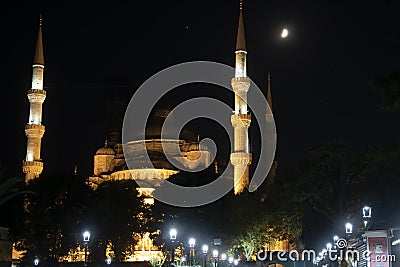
230;152;252;166
231;77;250;92
231;114;251;128
22;160;43;173
27;89;46;103
25;124;45;138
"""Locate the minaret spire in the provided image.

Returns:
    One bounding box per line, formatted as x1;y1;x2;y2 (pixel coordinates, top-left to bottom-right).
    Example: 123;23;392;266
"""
33;15;44;65
267;72;272;111
22;15;47;183
266;73;274;124
230;0;252;195
236;0;246;51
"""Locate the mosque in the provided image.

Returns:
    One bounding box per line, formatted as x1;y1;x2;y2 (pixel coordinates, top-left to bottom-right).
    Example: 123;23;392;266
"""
88;107;212;205
19;1;279;264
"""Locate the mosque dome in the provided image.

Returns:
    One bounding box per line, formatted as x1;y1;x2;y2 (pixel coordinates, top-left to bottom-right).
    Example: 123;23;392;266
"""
96;140;115;155
131;108;197;141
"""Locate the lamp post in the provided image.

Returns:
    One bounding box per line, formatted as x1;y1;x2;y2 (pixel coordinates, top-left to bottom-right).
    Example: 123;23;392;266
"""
213;250;218;267
228;257;233;267
106;258;112;266
345;222;353;235
83;231;90;267
221;254;227;267
202;245;209;267
34;258;39;266
189;238;196;266
363;206;372;231
170;229;177;266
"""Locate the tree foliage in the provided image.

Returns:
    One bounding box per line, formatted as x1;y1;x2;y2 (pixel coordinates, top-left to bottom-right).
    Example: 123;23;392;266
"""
272;142;377;223
85;180;156;262
370;72;400;112
16;172;91;266
0;165;31;207
14;173;156;265
152;165;303;262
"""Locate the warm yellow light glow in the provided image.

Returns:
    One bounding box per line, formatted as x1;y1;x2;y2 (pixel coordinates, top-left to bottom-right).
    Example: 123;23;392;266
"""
281;28;289;38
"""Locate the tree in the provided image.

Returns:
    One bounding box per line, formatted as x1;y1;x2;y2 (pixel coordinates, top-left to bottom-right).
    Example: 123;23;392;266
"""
370;72;400;112
273;142;378;223
85;179;156;262
230;211;303;261
16;171;91;266
369;0;400;112
232;224;265;261
0;165;31;207
152;164;303;262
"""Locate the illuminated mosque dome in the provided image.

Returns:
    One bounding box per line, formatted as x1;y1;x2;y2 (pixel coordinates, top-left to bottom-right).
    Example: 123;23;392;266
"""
89;107;211;186
131;108;197;141
95;140;115;156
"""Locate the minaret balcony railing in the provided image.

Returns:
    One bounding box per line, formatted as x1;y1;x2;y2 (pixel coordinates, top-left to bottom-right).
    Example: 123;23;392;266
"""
28;89;46;96
231;77;250;92
22;160;43;166
25;124;45;138
232;77;250;82
25;124;45;130
22;160;43;173
237;114;251;120
230;152;252;166
231;114;251;128
28;89;46;103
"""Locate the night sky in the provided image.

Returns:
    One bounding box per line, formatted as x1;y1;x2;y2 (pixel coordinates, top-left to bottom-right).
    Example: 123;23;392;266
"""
1;0;400;247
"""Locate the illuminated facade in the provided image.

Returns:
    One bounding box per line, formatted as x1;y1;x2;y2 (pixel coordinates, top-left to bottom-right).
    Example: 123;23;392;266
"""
22;16;46;183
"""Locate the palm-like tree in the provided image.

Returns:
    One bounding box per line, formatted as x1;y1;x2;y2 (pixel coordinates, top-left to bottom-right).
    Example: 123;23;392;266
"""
0;165;31;207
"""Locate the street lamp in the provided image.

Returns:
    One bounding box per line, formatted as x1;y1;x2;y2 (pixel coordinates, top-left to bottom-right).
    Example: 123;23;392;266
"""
203;245;209;267
83;231;90;267
189;238;196;266
83;231;90;242
221;253;227;267
213;250;219;267
34;258;39;266
170;229;177;266
170;229;177;240
363;206;372;231
345;223;353;234
106;258;112;265
363;206;372;218
233;259;238;266
228;256;234;267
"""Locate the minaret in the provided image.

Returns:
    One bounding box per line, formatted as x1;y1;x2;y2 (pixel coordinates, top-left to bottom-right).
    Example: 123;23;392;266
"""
230;1;252;195
22;15;46;183
266;72;274;123
267;73;272;112
264;73;278;196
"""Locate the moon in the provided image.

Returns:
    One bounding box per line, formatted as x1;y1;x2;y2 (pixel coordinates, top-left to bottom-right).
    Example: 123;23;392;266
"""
281;28;289;38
